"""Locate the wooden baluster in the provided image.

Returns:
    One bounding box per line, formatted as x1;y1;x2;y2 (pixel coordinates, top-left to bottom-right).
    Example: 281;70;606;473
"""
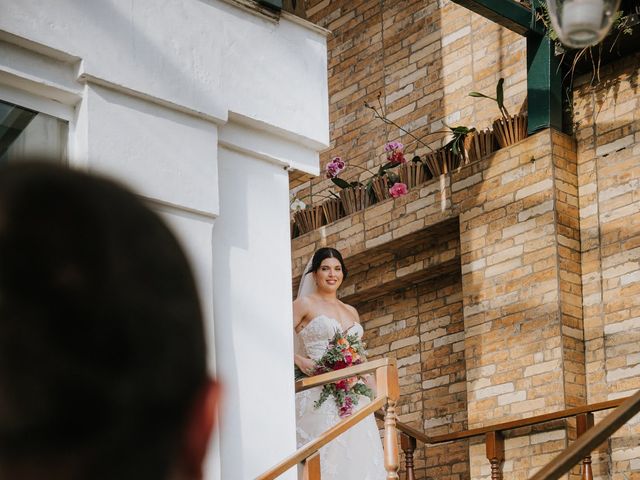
302;452;321;480
576;413;595;480
400;433;417;480
485;431;504;480
377;362;401;479
384;399;400;479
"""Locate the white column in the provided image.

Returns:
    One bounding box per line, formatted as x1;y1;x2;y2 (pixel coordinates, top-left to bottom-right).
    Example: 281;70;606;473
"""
212;143;297;480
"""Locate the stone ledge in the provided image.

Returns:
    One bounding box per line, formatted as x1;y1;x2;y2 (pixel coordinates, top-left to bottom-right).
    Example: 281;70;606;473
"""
292;174;454;279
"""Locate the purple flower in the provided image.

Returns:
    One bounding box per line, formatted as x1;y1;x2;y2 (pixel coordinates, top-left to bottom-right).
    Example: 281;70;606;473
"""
325;156;346;179
384;141;404;153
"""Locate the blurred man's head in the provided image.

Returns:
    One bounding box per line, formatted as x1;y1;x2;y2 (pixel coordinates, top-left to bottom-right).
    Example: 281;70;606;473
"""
0;162;218;480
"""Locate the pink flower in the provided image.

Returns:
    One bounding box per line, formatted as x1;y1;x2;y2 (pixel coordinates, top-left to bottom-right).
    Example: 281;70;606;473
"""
336;379;349;391
338;396;354;418
384;141;406;164
389;182;408;198
325;156;346;179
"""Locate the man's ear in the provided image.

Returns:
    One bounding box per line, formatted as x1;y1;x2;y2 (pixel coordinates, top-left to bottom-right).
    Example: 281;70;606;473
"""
179;378;220;480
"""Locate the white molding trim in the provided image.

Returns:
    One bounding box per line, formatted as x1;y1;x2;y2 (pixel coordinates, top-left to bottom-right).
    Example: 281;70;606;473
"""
147;197;218;222
218;115;321;175
281;10;331;37
77;73;228;125
0;81;75;121
0;30;80;63
218;141;290;169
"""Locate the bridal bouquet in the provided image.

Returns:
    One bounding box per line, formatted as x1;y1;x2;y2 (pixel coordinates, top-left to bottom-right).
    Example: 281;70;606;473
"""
313;330;374;418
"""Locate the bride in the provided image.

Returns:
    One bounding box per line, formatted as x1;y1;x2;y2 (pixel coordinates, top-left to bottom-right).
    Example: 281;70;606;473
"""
293;247;386;479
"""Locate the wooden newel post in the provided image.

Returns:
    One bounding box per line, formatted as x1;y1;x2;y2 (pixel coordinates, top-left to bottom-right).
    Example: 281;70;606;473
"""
400;433;417;480
576;412;595;480
302;452;321;480
485;431;504;480
377;360;400;480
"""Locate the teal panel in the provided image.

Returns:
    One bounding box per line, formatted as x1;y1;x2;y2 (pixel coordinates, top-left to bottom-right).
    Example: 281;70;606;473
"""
258;0;282;10
451;0;543;35
526;34;563;134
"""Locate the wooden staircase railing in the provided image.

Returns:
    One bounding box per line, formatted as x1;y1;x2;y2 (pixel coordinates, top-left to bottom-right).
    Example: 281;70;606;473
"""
256;358;400;480
382;389;640;480
531;389;640;480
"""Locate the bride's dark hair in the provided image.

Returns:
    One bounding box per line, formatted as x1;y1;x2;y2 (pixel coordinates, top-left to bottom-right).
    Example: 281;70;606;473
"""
307;247;348;280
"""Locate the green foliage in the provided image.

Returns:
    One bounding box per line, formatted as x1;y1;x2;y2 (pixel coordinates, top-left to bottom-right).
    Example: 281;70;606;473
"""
351;382;374;400
377;161;395;175
469;78;509;121
496;78;505;113
387;171;400;185
443;125;476;157
331;177;352;190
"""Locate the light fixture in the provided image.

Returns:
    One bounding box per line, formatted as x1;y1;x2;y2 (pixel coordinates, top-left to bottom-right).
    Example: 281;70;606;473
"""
545;0;622;48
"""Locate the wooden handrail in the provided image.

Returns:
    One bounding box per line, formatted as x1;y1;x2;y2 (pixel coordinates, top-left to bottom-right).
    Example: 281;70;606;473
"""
295;358;392;393
530;389;640;480
388;390;638;480
430;397;626;443
380;396;628;445
257;358;400;479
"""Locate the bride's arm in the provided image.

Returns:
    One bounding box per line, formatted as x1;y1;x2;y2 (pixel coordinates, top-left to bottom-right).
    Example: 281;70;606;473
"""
293;297;316;375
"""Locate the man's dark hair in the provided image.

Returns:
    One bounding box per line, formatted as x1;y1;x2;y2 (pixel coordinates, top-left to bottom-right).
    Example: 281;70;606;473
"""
0;162;208;479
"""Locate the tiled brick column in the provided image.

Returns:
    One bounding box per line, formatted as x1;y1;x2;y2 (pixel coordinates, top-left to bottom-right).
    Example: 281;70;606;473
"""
573;53;640;480
452;130;586;479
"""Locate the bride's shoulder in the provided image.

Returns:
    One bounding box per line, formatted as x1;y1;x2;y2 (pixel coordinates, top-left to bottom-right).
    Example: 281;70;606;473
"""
293;294;317;311
340;301;360;322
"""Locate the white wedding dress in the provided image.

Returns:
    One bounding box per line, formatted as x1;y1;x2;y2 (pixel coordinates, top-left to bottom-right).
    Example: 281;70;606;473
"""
295;315;386;479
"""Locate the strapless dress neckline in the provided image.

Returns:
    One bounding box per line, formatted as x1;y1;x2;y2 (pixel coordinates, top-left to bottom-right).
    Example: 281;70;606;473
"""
299;314;358;335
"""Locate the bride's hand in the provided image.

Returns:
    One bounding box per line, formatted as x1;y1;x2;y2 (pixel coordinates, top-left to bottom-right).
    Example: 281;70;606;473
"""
296;355;317;376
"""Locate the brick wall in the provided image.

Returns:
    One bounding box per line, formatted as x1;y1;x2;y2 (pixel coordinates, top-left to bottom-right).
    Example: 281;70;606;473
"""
291;1;640;478
359;272;468;480
301;0;526;200
292;131;590;479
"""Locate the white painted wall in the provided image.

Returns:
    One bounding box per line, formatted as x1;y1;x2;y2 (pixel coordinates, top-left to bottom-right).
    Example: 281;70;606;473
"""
82;84;220;215
0;1;329;478
0;0;328;156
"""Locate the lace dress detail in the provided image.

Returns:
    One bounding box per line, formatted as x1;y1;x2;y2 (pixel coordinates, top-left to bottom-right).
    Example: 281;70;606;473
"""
295;315;386;479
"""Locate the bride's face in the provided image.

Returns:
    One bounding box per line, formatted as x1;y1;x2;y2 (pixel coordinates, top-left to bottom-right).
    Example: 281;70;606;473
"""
314;257;344;293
